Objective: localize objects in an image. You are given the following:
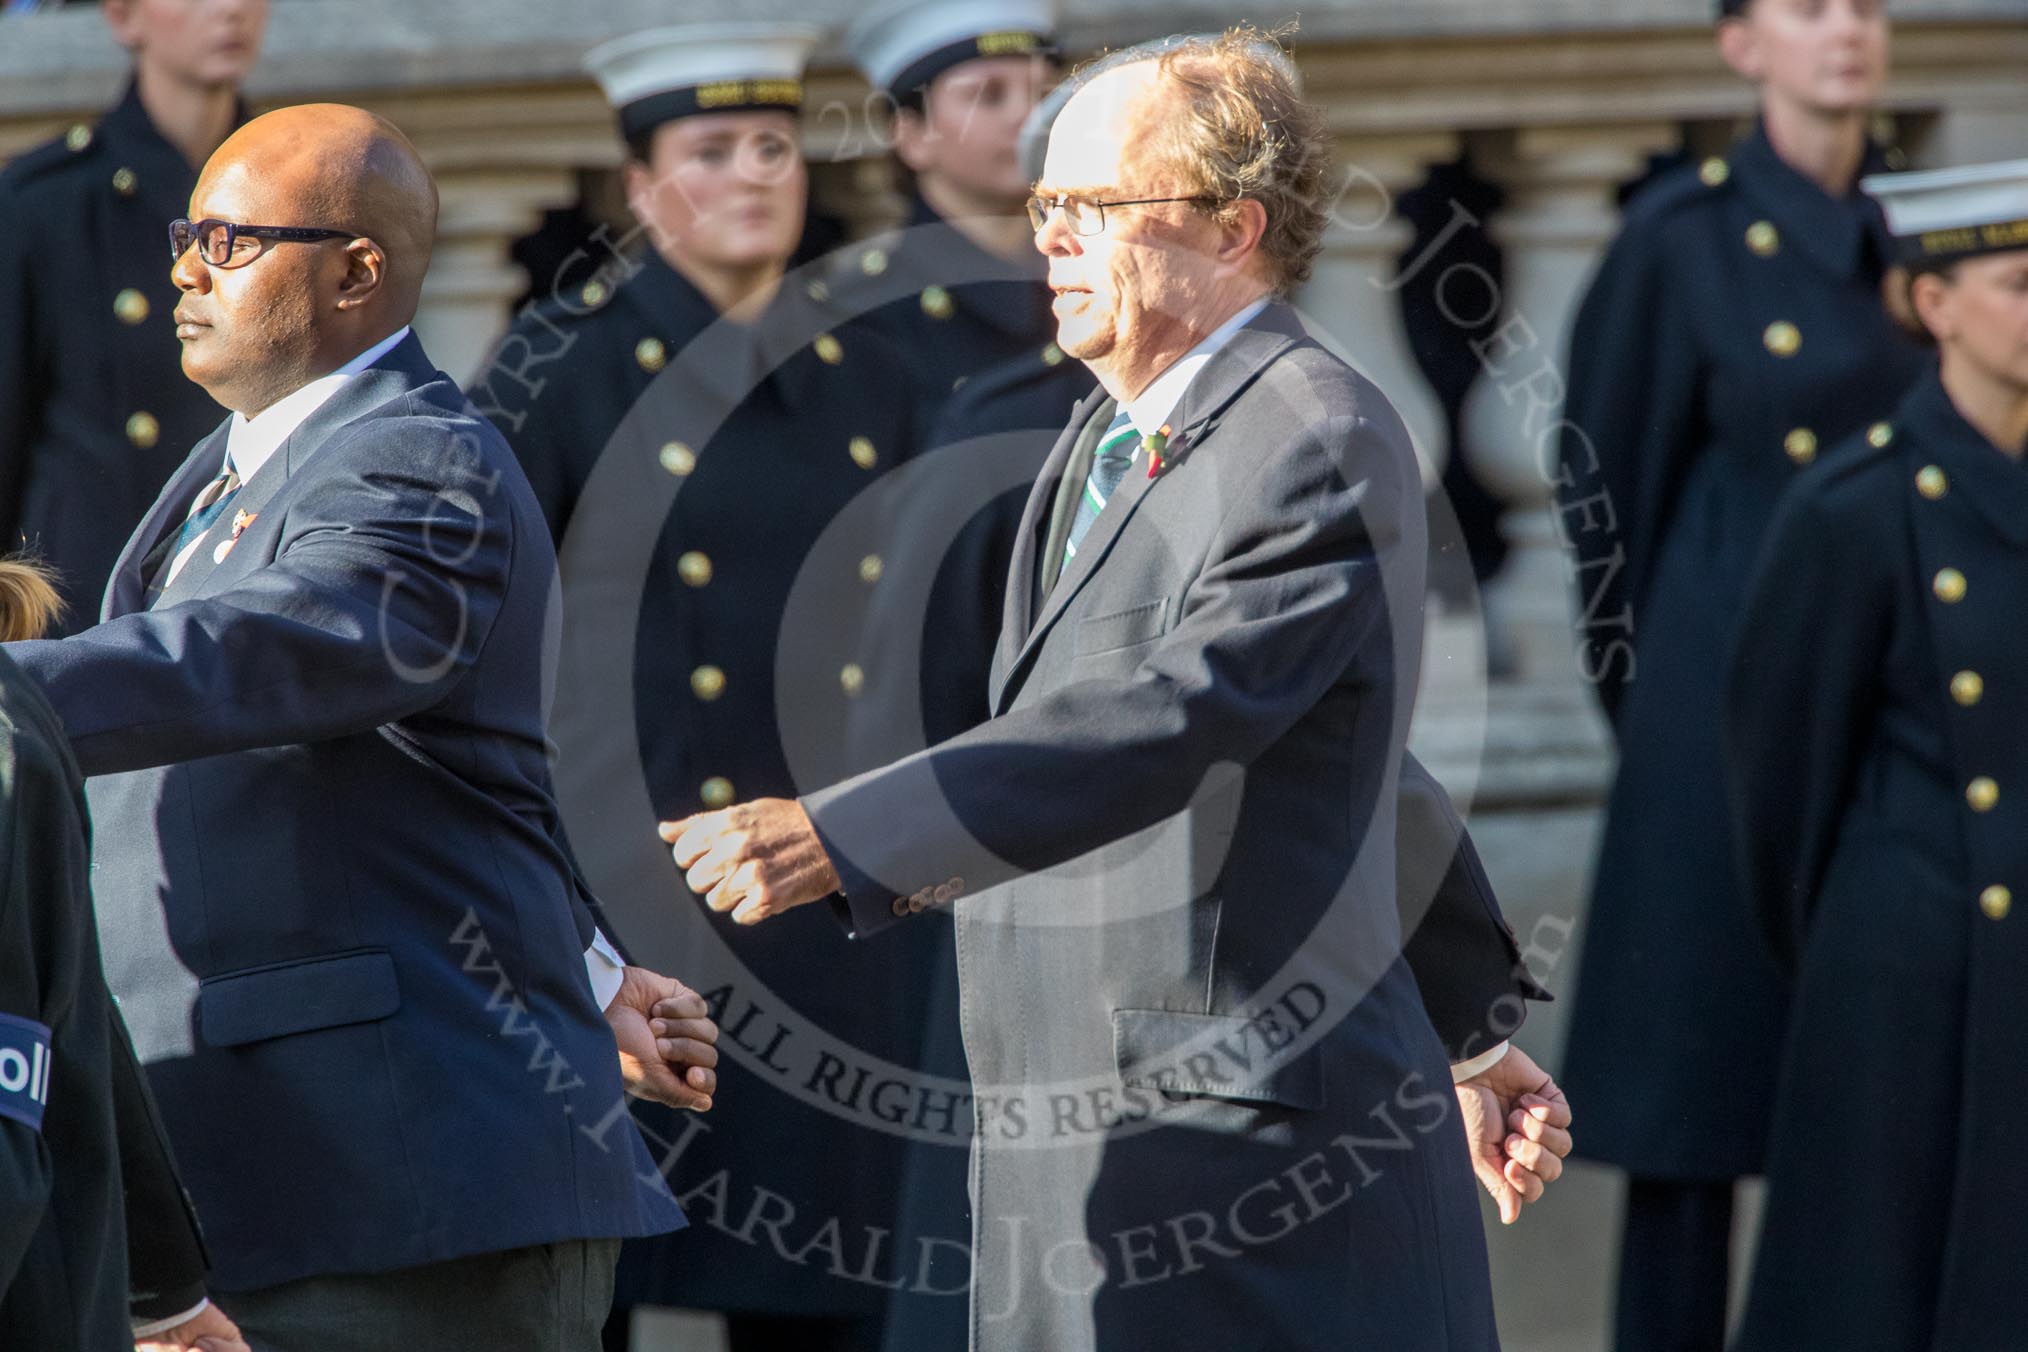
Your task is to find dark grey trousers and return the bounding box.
[224,1239,621,1352]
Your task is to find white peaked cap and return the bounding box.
[845,0,1056,97]
[585,23,820,138]
[1863,157,2028,264]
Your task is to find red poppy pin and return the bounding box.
[1144,425,1172,478]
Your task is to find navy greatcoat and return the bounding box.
[0,82,234,633]
[1727,368,2028,1352]
[1556,125,1927,1177]
[471,251,949,1324]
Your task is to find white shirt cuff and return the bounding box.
[1450,1040,1512,1084]
[133,1297,210,1338]
[585,929,626,1010]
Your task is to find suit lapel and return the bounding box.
[148,335,442,608]
[994,304,1308,709]
[106,422,233,620]
[989,385,1112,709]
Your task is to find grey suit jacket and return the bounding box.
[806,303,1499,1351]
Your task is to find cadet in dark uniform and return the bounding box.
[1726,160,2028,1352]
[831,0,1064,437]
[0,560,235,1351]
[1553,3,1927,1347]
[0,0,263,634]
[468,26,936,1352]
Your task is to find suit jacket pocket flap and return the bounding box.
[1074,599,1170,656]
[1111,1007,1323,1110]
[200,948,401,1048]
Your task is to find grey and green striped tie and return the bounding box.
[1063,408,1139,567]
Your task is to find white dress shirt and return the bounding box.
[162,325,630,1011]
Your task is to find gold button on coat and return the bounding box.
[1041,342,1065,367]
[677,551,713,587]
[1951,671,1985,707]
[1763,321,1801,357]
[1866,422,1894,448]
[700,777,735,810]
[125,411,159,448]
[891,897,910,918]
[659,442,696,476]
[1980,885,2012,921]
[806,280,830,303]
[1933,568,1967,603]
[840,663,865,697]
[66,123,92,152]
[1916,465,1948,500]
[111,167,137,196]
[1699,157,1729,187]
[691,666,726,701]
[920,285,954,319]
[860,247,888,276]
[858,555,884,584]
[849,436,878,470]
[580,280,609,308]
[815,334,844,365]
[1966,777,1999,813]
[1783,428,1817,465]
[1745,221,1779,256]
[113,288,150,325]
[635,337,666,372]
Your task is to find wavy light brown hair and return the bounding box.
[1134,28,1332,294]
[0,559,63,642]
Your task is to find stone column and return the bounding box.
[1459,122,1677,684]
[1295,130,1460,487]
[367,86,617,385]
[416,167,585,385]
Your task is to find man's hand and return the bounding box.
[1454,1043,1573,1225]
[660,798,841,926]
[136,1300,249,1352]
[604,965,717,1111]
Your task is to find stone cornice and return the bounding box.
[2,0,2020,123]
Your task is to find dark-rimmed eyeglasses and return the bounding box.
[1026,193,1222,237]
[168,218,361,269]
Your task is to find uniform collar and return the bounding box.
[223,327,412,482]
[1901,368,2028,547]
[1730,120,1895,280]
[618,249,834,410]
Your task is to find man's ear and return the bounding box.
[1715,17,1762,81]
[1217,198,1270,274]
[332,240,387,312]
[892,107,936,176]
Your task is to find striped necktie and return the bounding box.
[1063,408,1139,567]
[159,462,242,588]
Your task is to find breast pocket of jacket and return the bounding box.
[1073,597,1172,660]
[197,947,402,1048]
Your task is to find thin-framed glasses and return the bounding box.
[168,217,361,269]
[1026,192,1221,236]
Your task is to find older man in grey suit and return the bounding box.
[664,31,1568,1351]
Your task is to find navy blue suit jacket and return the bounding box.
[6,334,684,1291]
